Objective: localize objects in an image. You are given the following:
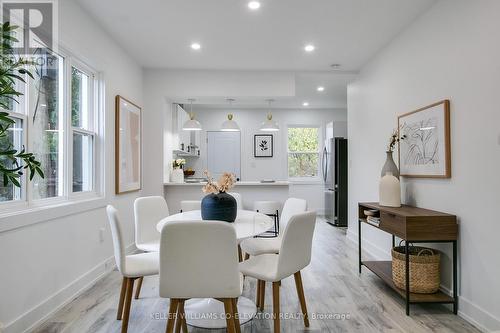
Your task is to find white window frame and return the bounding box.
[0,46,103,215]
[68,59,97,198]
[286,124,323,183]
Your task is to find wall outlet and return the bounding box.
[99,228,105,243]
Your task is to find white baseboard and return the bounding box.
[5,243,136,333]
[346,229,500,332]
[458,296,500,332]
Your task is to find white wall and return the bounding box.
[347,0,500,331]
[0,1,154,332]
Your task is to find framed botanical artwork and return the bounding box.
[398,100,451,178]
[115,95,142,194]
[254,134,273,158]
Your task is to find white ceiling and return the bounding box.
[76,0,436,108]
[77,0,435,71]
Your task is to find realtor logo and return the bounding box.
[1,0,58,56]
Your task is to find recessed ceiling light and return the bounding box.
[303,102,309,107]
[248,1,261,10]
[304,44,315,52]
[317,86,325,92]
[191,43,201,50]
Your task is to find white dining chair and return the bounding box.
[227,192,242,210]
[239,211,317,333]
[180,200,201,212]
[159,220,243,333]
[133,196,169,299]
[134,196,169,253]
[240,198,307,259]
[106,205,159,333]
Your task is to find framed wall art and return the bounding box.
[115,95,142,194]
[254,134,273,158]
[398,100,451,178]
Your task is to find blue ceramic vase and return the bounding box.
[201,192,237,222]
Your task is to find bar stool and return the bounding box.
[254,201,281,238]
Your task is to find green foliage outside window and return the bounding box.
[288,127,320,178]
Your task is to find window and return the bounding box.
[71,66,95,193]
[0,48,100,208]
[29,50,64,200]
[287,126,321,179]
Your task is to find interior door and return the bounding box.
[207,131,241,180]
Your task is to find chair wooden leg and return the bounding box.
[238,245,243,262]
[134,276,144,299]
[166,299,179,333]
[175,299,187,333]
[272,282,280,333]
[259,280,265,311]
[256,280,262,308]
[294,271,310,327]
[244,253,250,260]
[117,277,127,320]
[121,278,135,333]
[223,299,236,333]
[179,300,189,333]
[231,298,241,333]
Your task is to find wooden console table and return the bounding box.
[358,202,458,315]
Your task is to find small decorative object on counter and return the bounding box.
[392,243,441,294]
[201,171,237,222]
[381,129,406,179]
[171,159,186,183]
[379,172,401,207]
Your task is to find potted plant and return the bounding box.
[201,171,237,222]
[170,158,185,183]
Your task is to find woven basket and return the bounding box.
[391,244,441,294]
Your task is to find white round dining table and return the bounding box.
[156,209,274,329]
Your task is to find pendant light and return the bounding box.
[182,98,202,131]
[221,98,240,132]
[259,99,279,131]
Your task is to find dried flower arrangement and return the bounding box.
[387,129,407,152]
[172,159,186,169]
[202,170,236,194]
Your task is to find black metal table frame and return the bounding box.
[358,218,458,316]
[255,209,279,238]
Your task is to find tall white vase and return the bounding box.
[379,172,401,207]
[171,168,184,183]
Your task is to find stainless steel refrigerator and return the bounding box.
[322,137,348,226]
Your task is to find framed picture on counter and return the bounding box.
[254,134,273,157]
[398,99,451,178]
[115,95,142,194]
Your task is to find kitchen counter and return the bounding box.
[164,181,290,186]
[163,180,290,213]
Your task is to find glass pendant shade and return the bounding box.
[183,113,202,131]
[182,99,202,131]
[221,113,240,131]
[260,113,279,131]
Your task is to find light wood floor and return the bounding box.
[34,219,480,333]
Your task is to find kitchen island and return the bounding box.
[163,181,290,213]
